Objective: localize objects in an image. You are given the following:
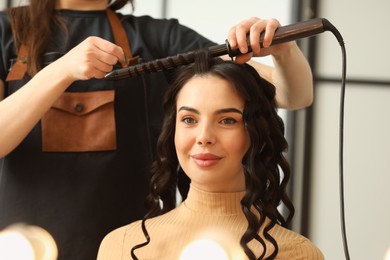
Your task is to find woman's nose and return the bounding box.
[196,123,216,145]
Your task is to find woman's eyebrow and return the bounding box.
[215,108,243,115]
[178,106,243,115]
[178,106,199,114]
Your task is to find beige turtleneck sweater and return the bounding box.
[97,185,324,259]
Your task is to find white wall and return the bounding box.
[309,0,390,259]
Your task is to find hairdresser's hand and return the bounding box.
[227,17,293,64]
[55,36,125,82]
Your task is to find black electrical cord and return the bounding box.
[338,35,350,260]
[323,21,350,260]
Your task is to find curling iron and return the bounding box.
[105,17,341,80]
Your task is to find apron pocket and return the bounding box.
[41,90,116,152]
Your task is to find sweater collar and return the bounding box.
[183,184,245,215]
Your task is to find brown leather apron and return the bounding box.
[6,9,138,152]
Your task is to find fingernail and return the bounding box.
[229,39,236,47]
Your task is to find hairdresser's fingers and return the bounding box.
[228,17,259,54]
[60,36,124,80]
[90,36,125,65]
[249,18,280,56]
[228,17,282,58]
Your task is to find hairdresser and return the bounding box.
[0,0,313,259]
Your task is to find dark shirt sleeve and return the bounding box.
[164,19,217,55]
[0,11,13,82]
[121,14,217,62]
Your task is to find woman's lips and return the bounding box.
[191,153,222,167]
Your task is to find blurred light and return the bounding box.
[384,247,390,260]
[0,223,57,260]
[0,229,35,259]
[180,238,229,260]
[179,228,245,260]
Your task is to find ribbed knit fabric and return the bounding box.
[97,185,324,259]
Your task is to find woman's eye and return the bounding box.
[220,118,237,125]
[182,117,196,124]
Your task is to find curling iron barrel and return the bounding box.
[105,18,334,80]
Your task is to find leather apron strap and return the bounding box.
[106,8,139,67]
[5,43,28,81]
[6,8,137,82]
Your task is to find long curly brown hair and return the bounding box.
[131,51,295,260]
[6,0,133,76]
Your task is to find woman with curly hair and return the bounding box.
[98,51,323,259]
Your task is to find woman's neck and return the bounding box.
[184,184,245,215]
[55,0,109,10]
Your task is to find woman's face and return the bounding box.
[174,75,250,192]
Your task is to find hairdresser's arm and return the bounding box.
[226,17,313,110]
[0,37,124,157]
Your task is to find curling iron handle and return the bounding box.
[227,18,327,57]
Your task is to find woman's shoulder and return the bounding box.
[102,220,143,242]
[101,207,183,243]
[270,224,324,259]
[97,220,144,260]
